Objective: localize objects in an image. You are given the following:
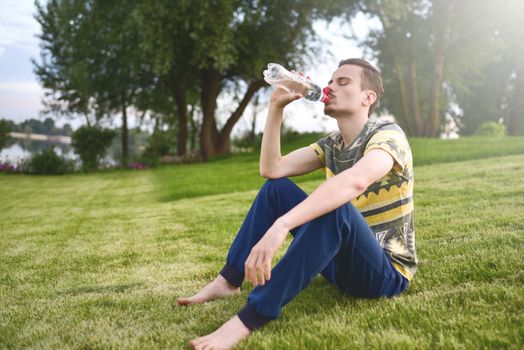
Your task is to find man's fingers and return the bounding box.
[244,254,253,285]
[264,257,272,281]
[256,253,266,286]
[250,253,261,287]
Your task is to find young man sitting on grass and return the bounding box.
[177,58,417,350]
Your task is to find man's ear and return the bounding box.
[363,90,377,107]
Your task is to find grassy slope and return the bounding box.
[154,135,524,201]
[0,137,523,349]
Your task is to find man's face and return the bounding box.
[323,64,372,117]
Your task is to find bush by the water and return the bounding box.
[141,128,176,167]
[25,148,72,175]
[0,119,12,150]
[72,126,115,171]
[474,121,507,137]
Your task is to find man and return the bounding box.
[178,58,417,350]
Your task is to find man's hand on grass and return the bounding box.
[244,219,289,287]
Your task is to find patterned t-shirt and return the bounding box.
[309,118,417,280]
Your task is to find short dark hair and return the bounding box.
[338,58,384,116]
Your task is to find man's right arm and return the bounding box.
[259,89,322,179]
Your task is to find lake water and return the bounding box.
[1,140,77,163]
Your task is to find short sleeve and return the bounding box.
[364,129,410,173]
[309,143,325,166]
[308,132,336,167]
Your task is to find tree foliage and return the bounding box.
[34,0,153,166]
[25,148,72,175]
[474,122,507,138]
[71,125,115,171]
[0,119,13,151]
[357,0,519,136]
[34,0,357,162]
[132,0,356,158]
[454,1,524,135]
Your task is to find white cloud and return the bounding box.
[0,90,43,122]
[0,0,41,54]
[0,81,42,93]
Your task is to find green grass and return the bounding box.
[155,135,524,201]
[1,136,523,349]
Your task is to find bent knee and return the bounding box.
[262,177,293,192]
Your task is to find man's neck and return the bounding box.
[336,112,369,147]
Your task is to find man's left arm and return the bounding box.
[244,149,395,287]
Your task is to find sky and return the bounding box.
[0,1,377,134]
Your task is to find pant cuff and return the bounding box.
[219,263,244,288]
[237,302,272,331]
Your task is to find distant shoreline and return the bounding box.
[9,132,71,144]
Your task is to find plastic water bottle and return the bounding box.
[263,63,329,103]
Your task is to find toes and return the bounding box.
[189,338,203,349]
[177,297,203,306]
[190,336,207,345]
[176,298,189,305]
[193,339,210,350]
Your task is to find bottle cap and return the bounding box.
[321,87,331,104]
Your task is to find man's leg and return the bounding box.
[237,202,408,329]
[220,178,308,286]
[189,199,407,349]
[178,178,307,305]
[189,202,407,349]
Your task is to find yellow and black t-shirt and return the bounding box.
[309,119,417,280]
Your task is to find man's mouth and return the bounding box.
[322,87,334,104]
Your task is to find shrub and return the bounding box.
[0,119,13,151]
[232,131,262,152]
[25,148,72,175]
[475,121,507,137]
[72,126,116,171]
[0,161,23,174]
[141,129,176,166]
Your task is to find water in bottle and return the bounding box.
[263,63,329,103]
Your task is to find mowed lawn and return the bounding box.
[0,137,523,349]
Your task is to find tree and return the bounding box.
[0,119,13,151]
[34,0,358,162]
[34,0,153,166]
[133,0,355,159]
[71,125,115,171]
[357,0,505,137]
[34,0,96,123]
[455,1,524,135]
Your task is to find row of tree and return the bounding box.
[1,118,73,136]
[34,0,524,166]
[34,0,356,165]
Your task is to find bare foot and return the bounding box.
[177,275,240,305]
[189,316,251,350]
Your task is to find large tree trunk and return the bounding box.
[426,2,454,137]
[173,87,188,156]
[216,79,265,154]
[121,104,128,167]
[508,68,524,135]
[376,10,414,135]
[393,61,414,135]
[200,70,221,160]
[250,93,261,143]
[408,59,423,135]
[188,105,197,151]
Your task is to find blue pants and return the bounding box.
[219,178,408,330]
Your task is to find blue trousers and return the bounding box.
[219,178,408,330]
